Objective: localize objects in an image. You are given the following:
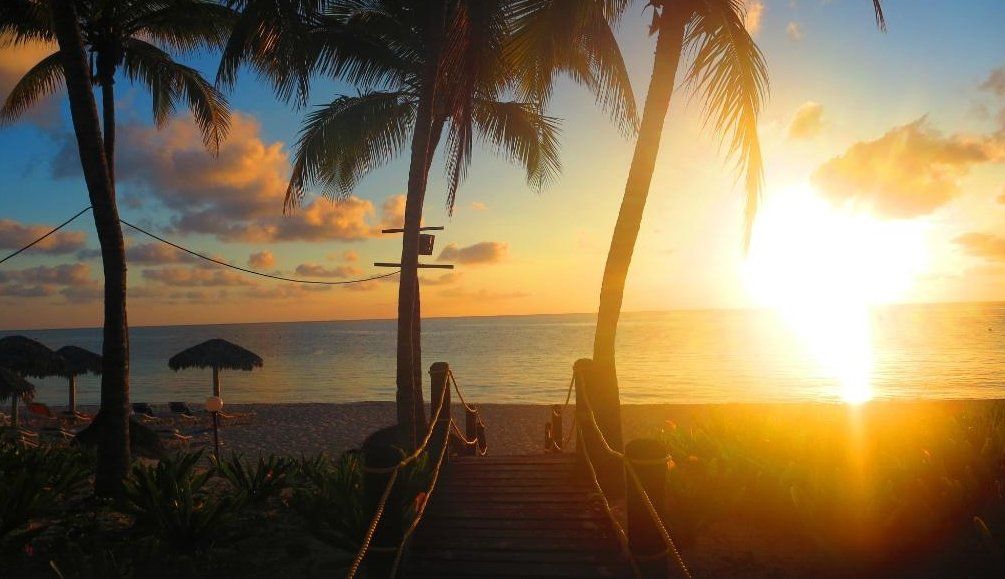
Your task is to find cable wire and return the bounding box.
[119,218,400,285]
[0,206,93,265]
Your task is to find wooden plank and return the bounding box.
[404,559,631,579]
[414,526,615,542]
[419,516,612,532]
[410,535,619,553]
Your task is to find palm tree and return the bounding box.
[589,0,887,453]
[0,0,233,495]
[220,0,636,447]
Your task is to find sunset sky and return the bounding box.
[1,0,1004,330]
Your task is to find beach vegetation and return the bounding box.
[290,450,367,552]
[123,451,236,553]
[656,402,1005,575]
[0,445,91,544]
[214,452,293,505]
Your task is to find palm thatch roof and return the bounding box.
[0,367,35,402]
[168,338,263,372]
[0,335,66,378]
[56,345,103,376]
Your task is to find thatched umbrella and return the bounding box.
[168,338,263,397]
[0,367,36,428]
[56,345,102,415]
[0,336,66,426]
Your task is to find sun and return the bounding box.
[742,184,928,404]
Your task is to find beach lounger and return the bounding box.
[26,403,63,428]
[156,428,192,448]
[169,401,195,416]
[133,402,158,418]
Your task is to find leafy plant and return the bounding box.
[214,453,292,505]
[0,445,91,541]
[291,451,366,552]
[123,451,235,552]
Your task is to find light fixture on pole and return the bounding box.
[205,396,223,461]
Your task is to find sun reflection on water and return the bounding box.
[743,185,928,404]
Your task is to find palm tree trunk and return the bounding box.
[100,78,115,185]
[51,0,131,497]
[396,86,437,449]
[591,8,688,451]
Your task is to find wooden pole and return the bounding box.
[465,406,477,456]
[551,404,563,450]
[362,427,404,579]
[212,412,220,462]
[68,374,77,414]
[428,362,451,464]
[625,438,670,578]
[212,366,221,397]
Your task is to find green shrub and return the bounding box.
[123,451,235,552]
[291,451,366,552]
[215,453,292,505]
[0,445,91,541]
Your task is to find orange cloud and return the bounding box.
[743,1,765,35]
[126,242,196,265]
[0,219,86,254]
[954,232,1005,262]
[62,113,396,243]
[812,117,1004,218]
[0,263,92,285]
[143,267,256,287]
[420,272,462,286]
[788,101,823,139]
[248,251,276,269]
[437,242,508,265]
[294,263,363,278]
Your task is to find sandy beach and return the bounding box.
[58,398,1004,458]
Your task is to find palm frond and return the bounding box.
[130,0,237,53]
[0,50,63,125]
[0,0,52,45]
[287,91,416,207]
[683,0,768,249]
[122,38,231,152]
[872,0,886,32]
[472,99,562,202]
[216,0,326,105]
[507,0,637,134]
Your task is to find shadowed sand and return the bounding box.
[71,398,1002,458]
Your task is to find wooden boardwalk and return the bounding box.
[401,453,633,579]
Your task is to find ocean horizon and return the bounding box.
[8,301,1005,407]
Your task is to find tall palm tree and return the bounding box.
[0,0,233,495]
[589,0,887,453]
[220,0,636,447]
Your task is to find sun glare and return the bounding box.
[743,185,928,404]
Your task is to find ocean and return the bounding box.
[11,302,1005,406]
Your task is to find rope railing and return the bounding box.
[346,364,486,579]
[549,363,692,579]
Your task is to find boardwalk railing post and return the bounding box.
[465,406,478,456]
[429,362,451,463]
[362,427,404,579]
[625,438,670,578]
[551,404,563,450]
[573,358,590,470]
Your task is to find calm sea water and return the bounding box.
[11,303,1005,406]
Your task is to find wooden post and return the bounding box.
[428,362,451,464]
[212,366,221,397]
[68,374,77,414]
[465,406,478,456]
[573,358,590,470]
[551,404,563,450]
[362,426,405,579]
[625,438,670,578]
